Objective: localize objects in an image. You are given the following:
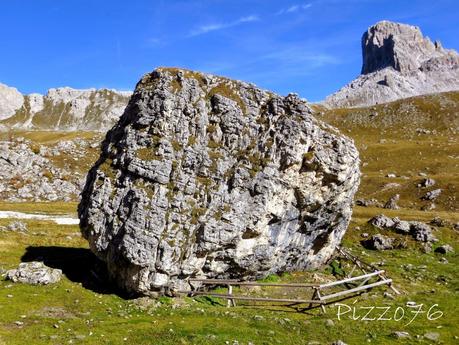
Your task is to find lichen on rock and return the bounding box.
[78,67,360,296]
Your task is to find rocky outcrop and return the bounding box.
[368,214,437,243]
[0,135,102,202]
[0,85,131,131]
[324,21,459,108]
[0,83,24,120]
[78,67,361,296]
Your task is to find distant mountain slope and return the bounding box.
[318,91,459,212]
[0,84,131,131]
[324,21,459,108]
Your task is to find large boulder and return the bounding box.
[78,68,360,296]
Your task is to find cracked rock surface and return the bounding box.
[79,68,360,296]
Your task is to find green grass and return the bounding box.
[0,213,457,344]
[0,202,78,215]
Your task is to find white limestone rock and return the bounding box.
[79,67,361,296]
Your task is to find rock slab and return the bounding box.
[79,68,360,295]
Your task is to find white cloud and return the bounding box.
[189,15,259,37]
[277,3,312,15]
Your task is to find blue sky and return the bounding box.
[1,0,458,101]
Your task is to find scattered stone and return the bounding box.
[422,189,442,201]
[418,178,436,188]
[392,217,411,233]
[434,244,454,254]
[430,217,448,227]
[362,234,395,250]
[381,182,401,190]
[384,194,400,210]
[331,340,348,345]
[6,221,27,232]
[356,198,382,207]
[439,257,448,264]
[6,262,62,285]
[368,214,395,229]
[424,332,440,341]
[410,222,436,243]
[78,67,361,295]
[421,203,436,211]
[383,292,395,300]
[326,319,335,327]
[421,242,433,253]
[361,233,369,238]
[392,331,410,339]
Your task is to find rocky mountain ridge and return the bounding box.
[324,20,459,108]
[0,83,131,131]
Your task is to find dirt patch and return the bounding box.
[34,306,75,319]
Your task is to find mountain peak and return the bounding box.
[361,20,448,75]
[324,20,459,108]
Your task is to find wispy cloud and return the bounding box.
[277,3,312,15]
[188,15,259,37]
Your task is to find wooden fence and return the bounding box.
[177,247,400,312]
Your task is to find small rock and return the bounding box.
[421,242,433,253]
[356,198,382,207]
[383,292,395,300]
[332,341,348,345]
[434,244,454,254]
[392,331,410,339]
[362,234,395,250]
[384,194,400,210]
[368,214,394,229]
[410,222,436,243]
[6,262,62,285]
[392,217,410,233]
[422,189,442,201]
[386,173,397,178]
[326,319,335,327]
[424,332,440,341]
[430,217,448,227]
[6,221,28,233]
[418,178,436,188]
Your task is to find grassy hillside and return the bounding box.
[0,92,458,344]
[319,91,459,213]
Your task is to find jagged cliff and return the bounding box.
[78,67,360,296]
[324,21,459,108]
[0,84,131,131]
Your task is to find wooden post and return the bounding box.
[227,284,236,307]
[316,289,326,313]
[309,288,318,309]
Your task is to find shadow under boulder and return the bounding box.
[20,246,130,298]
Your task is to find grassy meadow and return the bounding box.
[0,92,458,344]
